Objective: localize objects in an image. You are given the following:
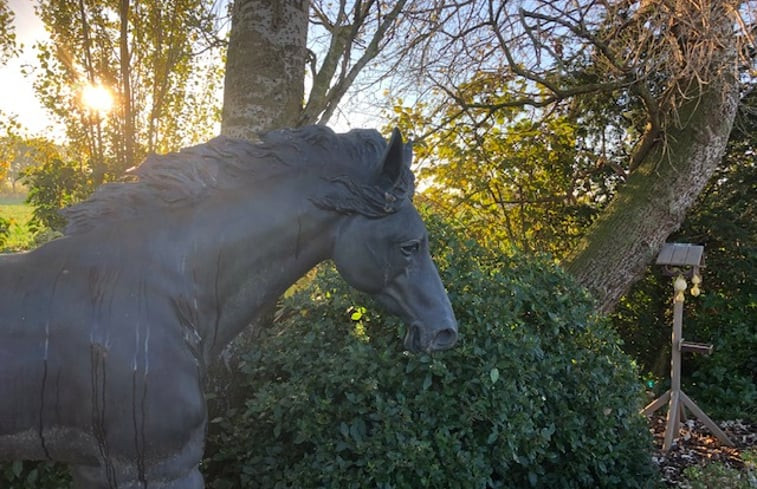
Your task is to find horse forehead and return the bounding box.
[371,205,426,236]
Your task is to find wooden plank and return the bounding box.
[672,246,689,266]
[656,244,676,265]
[656,243,704,266]
[671,301,683,393]
[680,392,734,447]
[641,389,671,416]
[680,341,714,355]
[662,299,685,452]
[663,390,681,452]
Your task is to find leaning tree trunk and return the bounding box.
[221,0,309,140]
[565,67,740,314]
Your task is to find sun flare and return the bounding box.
[80,83,114,115]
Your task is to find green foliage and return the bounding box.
[1,135,63,194]
[0,215,8,248]
[0,198,37,252]
[612,270,671,386]
[22,158,90,232]
[204,210,655,489]
[681,462,755,489]
[388,85,619,257]
[0,0,19,63]
[0,461,70,489]
[680,92,757,420]
[0,135,78,247]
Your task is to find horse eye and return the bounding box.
[400,241,420,256]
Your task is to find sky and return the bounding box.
[0,0,63,138]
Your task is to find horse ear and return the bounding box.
[378,128,409,189]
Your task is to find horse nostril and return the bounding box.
[404,323,422,353]
[432,327,458,350]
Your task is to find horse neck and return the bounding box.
[181,178,339,360]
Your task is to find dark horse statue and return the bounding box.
[0,126,457,488]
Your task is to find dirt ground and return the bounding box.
[649,415,756,486]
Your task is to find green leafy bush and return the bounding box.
[0,461,70,488]
[680,152,757,419]
[0,215,8,248]
[682,462,755,489]
[22,158,90,232]
[204,211,655,489]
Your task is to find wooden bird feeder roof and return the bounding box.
[656,243,705,267]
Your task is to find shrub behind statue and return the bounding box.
[204,212,657,489]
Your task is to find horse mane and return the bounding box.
[62,125,415,235]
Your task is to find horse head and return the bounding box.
[331,129,458,353]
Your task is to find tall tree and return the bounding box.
[388,0,753,312]
[565,66,740,312]
[221,0,423,139]
[33,0,225,182]
[221,0,309,139]
[220,0,753,314]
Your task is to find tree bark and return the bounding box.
[565,65,740,313]
[221,0,309,140]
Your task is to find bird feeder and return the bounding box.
[641,243,733,451]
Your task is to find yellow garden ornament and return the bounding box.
[673,275,687,303]
[690,272,702,297]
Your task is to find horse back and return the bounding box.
[0,239,206,463]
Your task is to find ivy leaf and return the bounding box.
[490,367,500,384]
[528,471,538,486]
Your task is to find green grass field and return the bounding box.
[0,195,36,252]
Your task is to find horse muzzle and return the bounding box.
[404,320,458,353]
[367,250,459,354]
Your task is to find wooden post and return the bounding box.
[663,298,684,451]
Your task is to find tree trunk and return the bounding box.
[119,0,135,171]
[565,67,740,313]
[221,0,309,140]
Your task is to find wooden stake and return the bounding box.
[663,390,680,451]
[642,390,670,415]
[662,299,684,451]
[680,392,734,447]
